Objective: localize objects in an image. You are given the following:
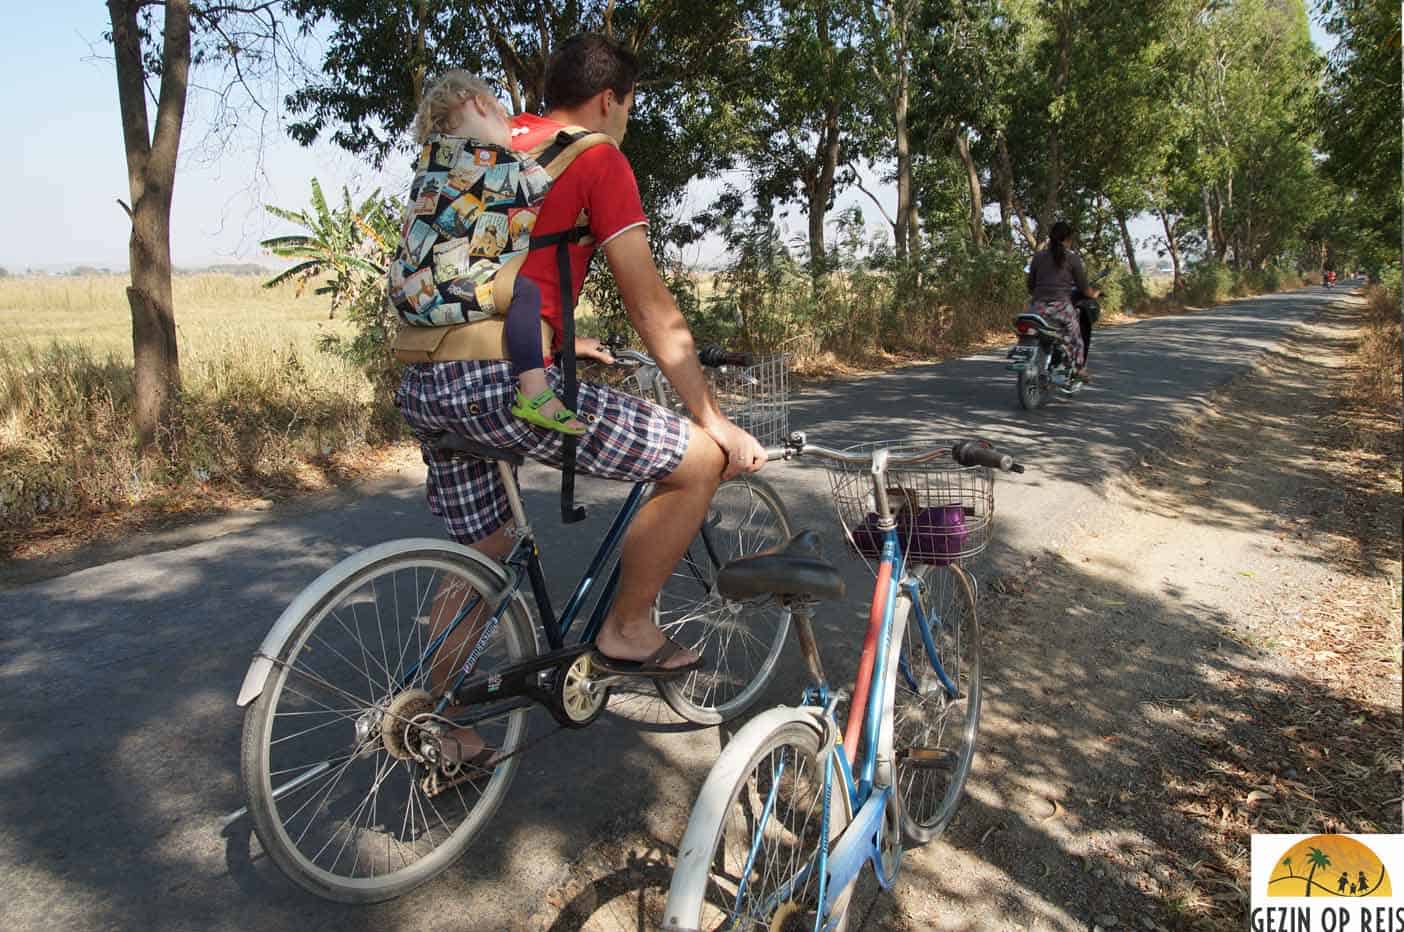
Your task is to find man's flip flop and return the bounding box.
[590,637,705,679]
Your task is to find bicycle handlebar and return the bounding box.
[951,439,1024,473]
[765,432,1025,473]
[598,341,752,371]
[697,344,755,368]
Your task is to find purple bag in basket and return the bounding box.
[849,512,886,558]
[905,505,968,565]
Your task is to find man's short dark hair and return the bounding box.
[545,34,639,110]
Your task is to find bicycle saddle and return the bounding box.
[717,529,846,603]
[431,431,524,466]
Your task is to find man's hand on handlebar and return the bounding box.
[574,336,616,365]
[701,417,766,480]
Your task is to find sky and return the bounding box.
[0,3,1338,274]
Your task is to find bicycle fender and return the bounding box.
[235,538,522,707]
[664,706,825,932]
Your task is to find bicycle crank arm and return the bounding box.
[895,747,958,771]
[450,642,594,708]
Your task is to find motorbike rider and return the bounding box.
[1026,220,1100,382]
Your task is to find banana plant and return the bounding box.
[261,177,399,318]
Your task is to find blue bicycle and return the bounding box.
[233,347,794,902]
[664,434,1022,931]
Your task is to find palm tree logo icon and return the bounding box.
[1268,836,1390,897]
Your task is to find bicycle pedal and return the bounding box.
[898,747,958,771]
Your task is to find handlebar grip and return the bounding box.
[698,344,755,368]
[951,439,1024,473]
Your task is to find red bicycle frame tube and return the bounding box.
[842,558,892,765]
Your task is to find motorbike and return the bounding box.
[1323,270,1336,288]
[1006,270,1108,411]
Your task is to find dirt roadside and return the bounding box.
[522,293,1402,932]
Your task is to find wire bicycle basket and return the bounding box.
[824,439,994,571]
[625,353,791,448]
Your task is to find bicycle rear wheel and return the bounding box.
[891,562,981,844]
[656,475,793,724]
[240,541,536,902]
[665,709,852,931]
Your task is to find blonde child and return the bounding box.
[389,71,584,435]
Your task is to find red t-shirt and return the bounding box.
[510,113,648,349]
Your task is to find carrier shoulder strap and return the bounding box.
[521,127,618,524]
[529,125,618,180]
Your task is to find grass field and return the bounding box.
[0,272,354,360]
[0,273,379,554]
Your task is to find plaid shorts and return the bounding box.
[396,360,692,543]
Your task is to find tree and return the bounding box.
[109,0,191,451]
[262,178,403,433]
[909,0,1028,251]
[732,0,865,276]
[282,0,756,230]
[1318,0,1403,271]
[261,178,393,318]
[107,0,294,451]
[854,0,925,260]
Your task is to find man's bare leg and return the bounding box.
[593,428,725,669]
[423,524,514,765]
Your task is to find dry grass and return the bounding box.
[0,272,353,358]
[0,273,389,558]
[1147,297,1402,930]
[1354,284,1402,411]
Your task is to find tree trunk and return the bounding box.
[999,135,1039,250]
[893,81,912,260]
[1158,209,1183,293]
[1202,186,1217,260]
[1039,4,1071,233]
[109,0,189,452]
[806,96,841,277]
[807,5,841,279]
[994,132,1013,247]
[411,0,429,108]
[1241,172,1254,270]
[1116,208,1142,290]
[891,0,914,261]
[955,127,984,247]
[1223,174,1235,266]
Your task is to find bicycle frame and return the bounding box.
[798,527,962,928]
[389,470,668,724]
[393,364,724,725]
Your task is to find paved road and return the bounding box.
[0,287,1342,931]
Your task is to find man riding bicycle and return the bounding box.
[394,34,766,751]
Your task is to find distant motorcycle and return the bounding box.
[1323,270,1336,288]
[1006,271,1108,411]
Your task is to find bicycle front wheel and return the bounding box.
[656,475,793,724]
[240,540,536,902]
[892,562,981,844]
[665,709,852,932]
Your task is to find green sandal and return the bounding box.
[510,388,587,436]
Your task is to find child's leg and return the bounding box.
[505,277,584,434]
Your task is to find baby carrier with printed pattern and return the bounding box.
[389,125,617,524]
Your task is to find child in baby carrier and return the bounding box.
[389,70,584,435]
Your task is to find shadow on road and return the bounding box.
[2,287,1384,932]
